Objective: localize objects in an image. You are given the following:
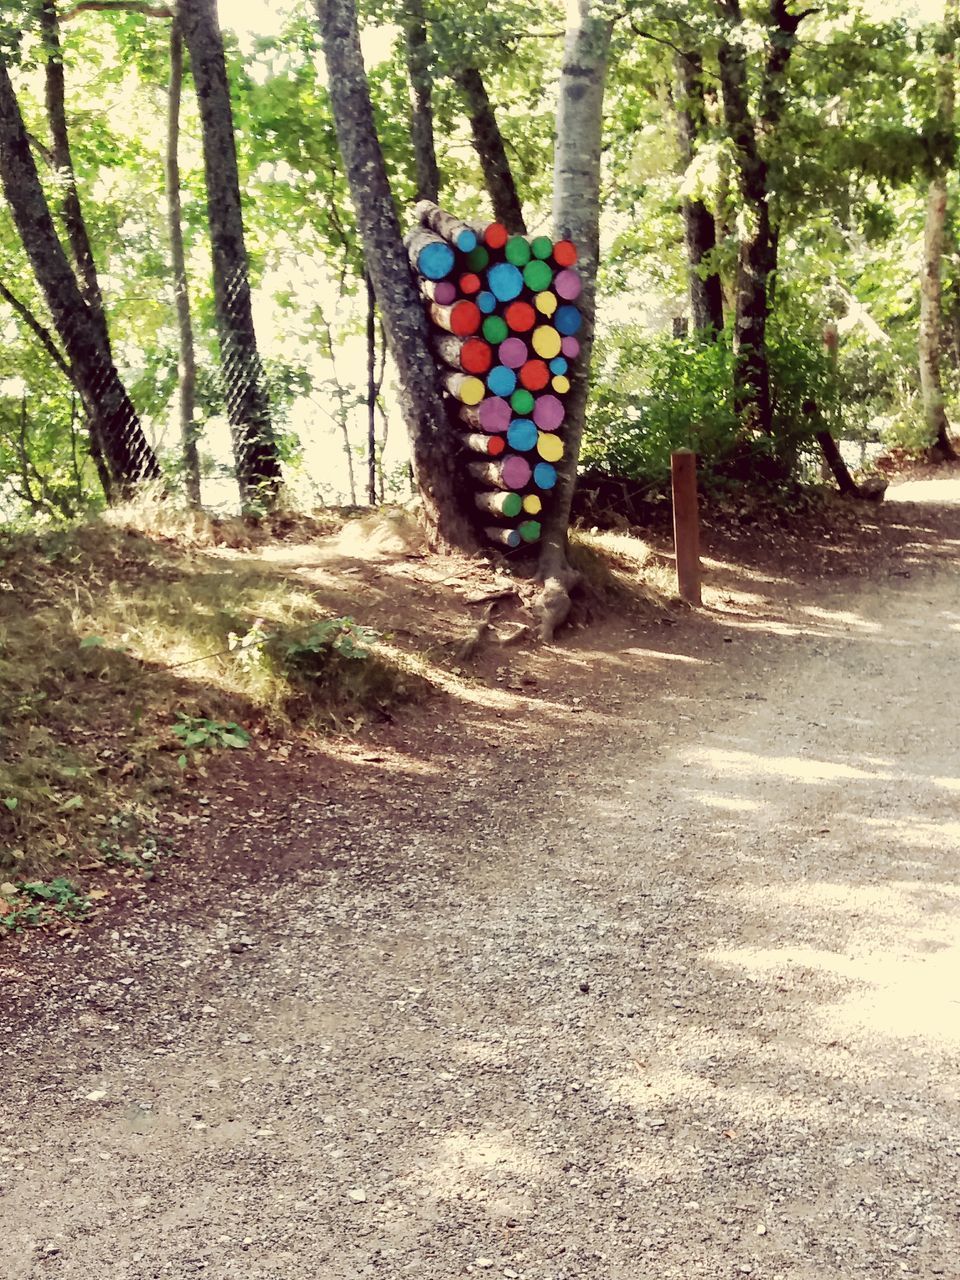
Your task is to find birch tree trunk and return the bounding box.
[315,0,476,551]
[178,0,283,507]
[534,0,612,638]
[401,0,440,202]
[454,67,526,234]
[674,50,724,336]
[0,48,161,496]
[918,3,957,460]
[167,16,202,506]
[920,177,957,458]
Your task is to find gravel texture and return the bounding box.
[2,525,959,1278]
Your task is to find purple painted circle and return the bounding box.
[560,336,581,358]
[477,397,512,432]
[532,394,565,431]
[432,281,456,305]
[501,454,533,490]
[498,337,528,369]
[554,268,583,300]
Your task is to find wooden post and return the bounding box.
[671,448,701,606]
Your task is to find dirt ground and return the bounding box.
[2,475,959,1279]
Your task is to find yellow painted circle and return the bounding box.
[534,291,558,316]
[537,432,564,462]
[523,494,543,515]
[531,325,562,359]
[551,375,571,394]
[460,376,486,405]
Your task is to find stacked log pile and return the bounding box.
[407,201,582,549]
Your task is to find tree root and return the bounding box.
[534,568,582,644]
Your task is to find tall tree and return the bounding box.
[918,2,958,460]
[536,0,613,639]
[674,49,723,335]
[178,0,283,506]
[401,0,440,202]
[166,15,202,504]
[315,0,476,550]
[0,45,161,495]
[454,66,526,233]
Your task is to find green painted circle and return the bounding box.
[466,245,490,271]
[523,260,554,292]
[482,315,509,343]
[530,235,553,260]
[505,235,532,266]
[501,493,523,517]
[519,520,542,543]
[510,388,534,414]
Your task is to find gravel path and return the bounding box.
[3,515,960,1279]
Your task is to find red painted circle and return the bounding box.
[553,240,578,267]
[488,435,506,457]
[504,301,536,333]
[450,300,481,336]
[483,222,508,250]
[460,338,493,374]
[458,272,482,295]
[519,359,550,391]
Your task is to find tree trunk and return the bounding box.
[178,0,282,507]
[401,0,440,202]
[315,0,476,551]
[716,23,773,434]
[674,50,723,335]
[454,67,526,234]
[535,0,612,638]
[0,51,161,495]
[919,176,957,458]
[366,271,378,505]
[167,16,202,506]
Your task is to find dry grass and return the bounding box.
[0,518,423,874]
[569,528,677,614]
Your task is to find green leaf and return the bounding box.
[80,636,106,649]
[3,797,18,811]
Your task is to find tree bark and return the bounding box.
[315,0,476,551]
[919,176,957,458]
[178,0,283,506]
[674,50,723,336]
[536,0,612,636]
[0,49,160,496]
[401,0,440,203]
[454,67,526,234]
[167,16,202,505]
[366,271,377,505]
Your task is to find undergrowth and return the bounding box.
[0,518,423,875]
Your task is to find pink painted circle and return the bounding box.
[532,394,565,431]
[477,397,512,432]
[554,268,582,300]
[501,454,533,490]
[432,281,457,305]
[498,337,528,369]
[560,336,581,359]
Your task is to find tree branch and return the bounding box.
[60,1,173,20]
[0,278,73,380]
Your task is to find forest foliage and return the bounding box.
[0,0,958,523]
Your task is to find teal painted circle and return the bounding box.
[549,356,568,375]
[455,227,478,253]
[487,365,518,397]
[477,291,496,314]
[418,241,454,280]
[487,262,523,302]
[507,418,537,451]
[533,461,557,489]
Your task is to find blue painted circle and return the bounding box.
[549,356,568,375]
[418,241,454,281]
[534,462,557,490]
[555,304,582,336]
[487,365,518,397]
[455,228,479,253]
[477,291,496,314]
[506,418,537,451]
[487,262,523,302]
